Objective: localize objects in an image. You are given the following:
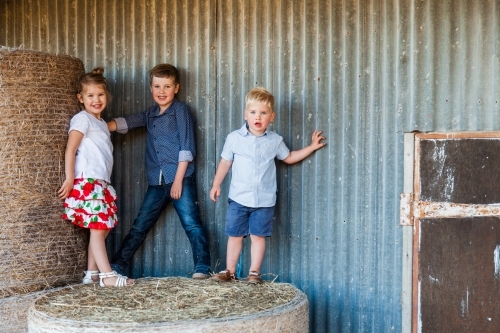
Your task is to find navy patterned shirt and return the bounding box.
[114,99,196,185]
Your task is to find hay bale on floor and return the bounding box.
[0,47,87,298]
[28,277,309,332]
[0,287,66,333]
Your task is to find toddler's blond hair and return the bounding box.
[245,87,275,113]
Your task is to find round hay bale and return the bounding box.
[0,286,67,333]
[28,277,309,332]
[0,47,87,298]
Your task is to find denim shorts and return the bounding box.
[225,199,275,237]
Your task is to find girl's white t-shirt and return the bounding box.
[69,111,113,183]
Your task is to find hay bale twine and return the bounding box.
[28,277,309,332]
[0,47,87,298]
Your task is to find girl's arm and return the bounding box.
[58,130,84,199]
[282,130,326,165]
[210,158,233,202]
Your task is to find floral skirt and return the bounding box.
[62,178,118,230]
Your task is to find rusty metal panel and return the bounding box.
[413,133,500,333]
[419,217,500,333]
[419,139,500,204]
[400,193,413,226]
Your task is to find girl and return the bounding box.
[58,67,134,287]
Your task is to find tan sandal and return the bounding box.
[247,271,263,284]
[99,271,134,287]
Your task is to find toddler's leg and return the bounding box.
[226,236,244,273]
[249,235,266,273]
[211,236,242,281]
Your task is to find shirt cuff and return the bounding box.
[114,117,128,134]
[179,150,193,162]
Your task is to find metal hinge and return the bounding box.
[400,193,414,226]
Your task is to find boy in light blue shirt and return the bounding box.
[210,87,326,283]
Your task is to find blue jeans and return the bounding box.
[111,175,211,275]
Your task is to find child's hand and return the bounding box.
[310,130,326,150]
[171,180,183,200]
[210,186,221,202]
[57,179,74,200]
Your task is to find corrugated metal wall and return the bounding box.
[1,0,499,332]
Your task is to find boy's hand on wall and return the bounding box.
[310,130,326,150]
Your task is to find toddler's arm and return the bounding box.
[57,130,84,199]
[210,158,233,202]
[282,130,326,165]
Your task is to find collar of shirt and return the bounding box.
[148,99,179,118]
[237,123,270,138]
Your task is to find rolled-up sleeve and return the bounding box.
[113,117,129,134]
[176,105,196,162]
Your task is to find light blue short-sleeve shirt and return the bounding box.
[221,124,290,208]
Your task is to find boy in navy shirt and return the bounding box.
[108,64,211,279]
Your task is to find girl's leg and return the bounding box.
[225,236,244,273]
[89,229,134,286]
[249,235,266,273]
[86,242,99,283]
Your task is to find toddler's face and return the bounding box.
[244,102,275,136]
[150,76,179,112]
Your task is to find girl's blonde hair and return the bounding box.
[245,87,275,113]
[76,67,107,94]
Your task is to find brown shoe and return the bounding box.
[211,269,235,282]
[247,271,263,284]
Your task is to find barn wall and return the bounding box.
[2,0,499,332]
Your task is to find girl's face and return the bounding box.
[77,84,108,119]
[244,102,275,136]
[150,76,179,113]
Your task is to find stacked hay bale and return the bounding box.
[0,47,87,332]
[28,277,310,333]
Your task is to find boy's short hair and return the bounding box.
[245,87,275,113]
[149,64,180,85]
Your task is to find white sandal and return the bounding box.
[82,270,99,284]
[99,271,133,287]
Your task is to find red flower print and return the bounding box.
[74,214,84,224]
[61,214,68,219]
[98,212,108,221]
[70,189,81,198]
[83,182,95,197]
[104,189,114,203]
[74,208,86,214]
